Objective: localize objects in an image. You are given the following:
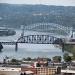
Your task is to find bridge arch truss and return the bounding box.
[17,35,57,44]
[24,23,71,34]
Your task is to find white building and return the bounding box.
[0,67,21,75]
[61,69,75,75]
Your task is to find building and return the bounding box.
[21,67,36,75]
[21,61,61,75]
[36,67,57,75]
[61,69,75,75]
[0,67,21,75]
[0,60,61,75]
[21,66,59,75]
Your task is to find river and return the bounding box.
[0,29,66,61]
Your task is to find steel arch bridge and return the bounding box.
[24,23,71,34]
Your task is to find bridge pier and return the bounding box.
[15,42,18,51]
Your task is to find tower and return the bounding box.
[21,25,24,37]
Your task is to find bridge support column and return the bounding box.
[15,42,18,51]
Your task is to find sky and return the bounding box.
[0,0,75,6]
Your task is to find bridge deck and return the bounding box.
[0,42,16,45]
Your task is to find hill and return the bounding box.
[0,3,75,28]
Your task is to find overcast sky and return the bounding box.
[0,0,75,6]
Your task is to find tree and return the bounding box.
[46,58,51,62]
[53,38,64,45]
[36,63,41,67]
[27,57,31,61]
[63,53,72,62]
[53,56,62,62]
[0,42,3,51]
[11,59,18,62]
[3,59,6,64]
[10,58,20,65]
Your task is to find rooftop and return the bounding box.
[0,67,21,71]
[61,69,75,74]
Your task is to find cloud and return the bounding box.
[0,0,75,6]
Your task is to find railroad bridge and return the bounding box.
[17,35,57,44]
[0,35,58,50]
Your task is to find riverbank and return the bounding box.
[0,29,16,36]
[0,28,16,36]
[63,44,75,59]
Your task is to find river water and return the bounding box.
[0,29,65,61]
